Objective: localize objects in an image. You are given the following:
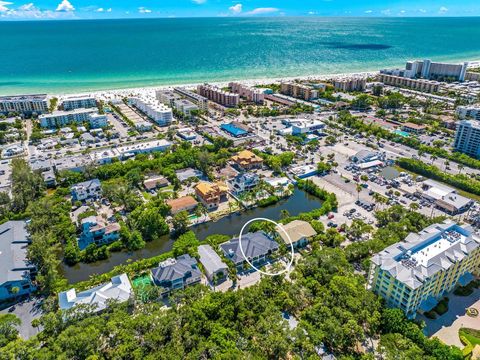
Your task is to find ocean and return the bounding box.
[1,17,479,95]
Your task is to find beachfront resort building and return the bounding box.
[385,59,469,82]
[156,90,199,119]
[62,95,97,111]
[38,108,101,128]
[229,82,265,104]
[378,74,441,93]
[333,78,366,92]
[0,221,37,302]
[0,94,48,116]
[151,255,202,295]
[280,82,319,101]
[197,244,228,282]
[367,220,480,318]
[58,273,133,313]
[173,87,209,112]
[71,179,102,202]
[197,84,239,108]
[128,95,173,126]
[195,181,228,210]
[456,106,480,121]
[454,120,480,158]
[220,231,279,272]
[231,150,263,170]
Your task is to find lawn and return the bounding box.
[460,328,480,347]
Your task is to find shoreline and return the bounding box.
[46,57,480,99]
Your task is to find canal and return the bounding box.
[62,188,323,283]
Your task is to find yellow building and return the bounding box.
[368,220,480,319]
[195,182,228,210]
[231,150,263,170]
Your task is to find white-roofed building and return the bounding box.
[417,179,473,215]
[58,273,133,313]
[129,95,173,126]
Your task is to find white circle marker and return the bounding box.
[238,217,294,276]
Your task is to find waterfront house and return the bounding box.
[197,244,228,283]
[151,255,202,295]
[220,231,279,272]
[166,196,198,215]
[71,179,102,202]
[231,150,263,171]
[195,181,228,210]
[0,221,36,302]
[228,173,259,195]
[79,216,121,250]
[277,220,317,249]
[58,273,133,313]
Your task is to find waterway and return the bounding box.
[62,188,323,283]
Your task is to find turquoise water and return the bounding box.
[394,130,411,137]
[1,17,480,95]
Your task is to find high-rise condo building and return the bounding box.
[173,87,209,111]
[453,120,480,158]
[197,84,239,108]
[368,221,480,319]
[229,82,265,104]
[62,95,97,111]
[279,82,318,101]
[456,106,480,121]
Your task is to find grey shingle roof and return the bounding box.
[151,254,201,283]
[198,245,227,277]
[220,231,279,265]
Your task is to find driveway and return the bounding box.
[420,288,480,348]
[0,297,44,339]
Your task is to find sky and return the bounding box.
[0,0,480,20]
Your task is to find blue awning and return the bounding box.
[419,296,438,312]
[458,272,474,287]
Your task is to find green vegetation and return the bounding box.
[397,157,480,197]
[459,328,480,358]
[433,297,449,316]
[256,151,294,173]
[453,279,480,296]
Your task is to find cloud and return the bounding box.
[381,9,391,15]
[192,0,206,4]
[56,0,74,12]
[308,11,316,15]
[364,10,373,14]
[0,2,74,19]
[96,7,111,12]
[0,1,12,12]
[138,7,151,13]
[419,9,427,13]
[229,3,242,14]
[439,6,448,13]
[245,7,279,15]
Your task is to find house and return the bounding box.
[79,216,121,250]
[228,173,259,195]
[195,181,228,210]
[402,122,427,134]
[151,255,202,295]
[71,179,102,202]
[231,150,263,170]
[143,176,169,191]
[277,220,317,249]
[58,273,133,313]
[220,231,279,272]
[41,169,57,187]
[166,196,198,215]
[0,221,36,302]
[197,244,228,282]
[175,168,203,183]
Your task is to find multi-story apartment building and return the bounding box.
[87,113,108,128]
[229,82,265,104]
[280,82,318,101]
[456,106,480,121]
[197,84,239,108]
[368,221,480,318]
[384,59,469,82]
[128,95,173,126]
[379,74,440,93]
[39,108,99,128]
[173,99,198,119]
[156,90,199,118]
[454,120,480,158]
[173,87,209,111]
[62,95,97,111]
[333,78,367,92]
[0,94,48,116]
[156,90,180,107]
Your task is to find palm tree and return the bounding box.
[409,202,419,211]
[356,184,363,201]
[430,154,438,164]
[458,164,464,174]
[444,160,450,171]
